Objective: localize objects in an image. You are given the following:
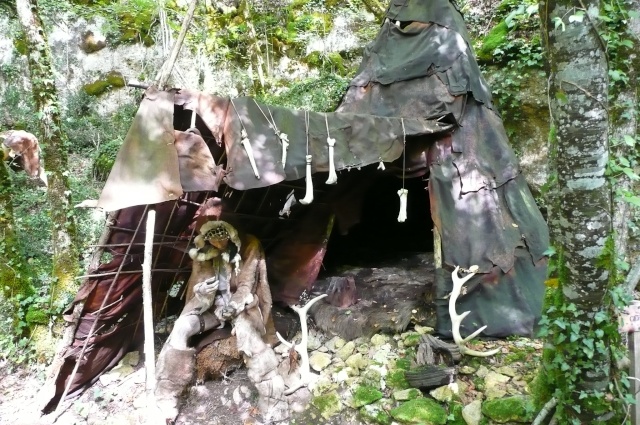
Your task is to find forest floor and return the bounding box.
[0,254,546,425]
[0,325,544,425]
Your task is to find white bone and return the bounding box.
[280,132,289,166]
[240,129,260,179]
[300,155,314,205]
[325,137,337,185]
[276,293,328,395]
[449,266,500,357]
[397,188,408,222]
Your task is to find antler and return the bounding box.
[449,266,500,357]
[276,294,328,395]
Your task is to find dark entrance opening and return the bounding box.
[322,174,434,270]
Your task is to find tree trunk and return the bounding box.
[359,0,386,21]
[16,0,79,359]
[539,0,622,421]
[0,163,30,300]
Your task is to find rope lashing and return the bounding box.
[324,113,338,185]
[231,99,260,179]
[300,110,314,205]
[253,99,289,167]
[397,118,408,223]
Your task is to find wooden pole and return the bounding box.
[155,0,199,89]
[143,207,157,400]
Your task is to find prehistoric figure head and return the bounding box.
[189,220,242,270]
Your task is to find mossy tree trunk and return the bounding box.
[359,0,386,21]
[539,0,628,422]
[16,0,79,358]
[0,163,31,301]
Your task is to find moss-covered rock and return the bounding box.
[481,395,535,423]
[476,21,509,62]
[352,385,384,407]
[83,71,125,96]
[387,368,411,389]
[360,400,393,425]
[390,398,448,424]
[402,332,421,347]
[311,392,343,419]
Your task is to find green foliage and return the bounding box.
[535,241,632,423]
[258,73,348,112]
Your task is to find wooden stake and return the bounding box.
[143,207,157,399]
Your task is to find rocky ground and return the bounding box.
[1,254,545,425]
[0,325,543,425]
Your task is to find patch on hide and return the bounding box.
[309,253,436,340]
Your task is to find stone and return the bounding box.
[307,331,322,351]
[485,386,508,400]
[346,352,368,370]
[485,371,510,387]
[337,341,356,360]
[392,388,422,401]
[476,365,490,378]
[371,333,389,346]
[430,384,457,403]
[360,402,393,425]
[122,351,140,366]
[459,365,476,374]
[462,399,483,425]
[309,352,332,372]
[390,398,448,424]
[311,393,343,419]
[414,325,433,334]
[496,366,518,377]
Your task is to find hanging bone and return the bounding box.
[397,188,408,222]
[325,137,337,184]
[300,155,314,205]
[276,294,328,395]
[449,266,500,357]
[280,132,289,166]
[240,129,260,179]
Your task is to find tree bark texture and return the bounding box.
[0,163,30,299]
[541,0,615,421]
[16,0,79,357]
[611,0,640,275]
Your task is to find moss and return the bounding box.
[311,393,342,419]
[387,369,410,389]
[83,79,112,96]
[106,71,125,87]
[395,357,412,371]
[359,401,393,425]
[13,35,28,56]
[403,333,421,348]
[83,71,126,96]
[352,385,383,407]
[390,398,447,424]
[25,308,49,325]
[477,21,509,62]
[447,402,467,425]
[303,51,347,75]
[482,395,535,423]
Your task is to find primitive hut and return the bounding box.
[42,0,549,411]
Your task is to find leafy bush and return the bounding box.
[258,73,349,112]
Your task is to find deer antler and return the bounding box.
[449,266,500,357]
[276,294,328,395]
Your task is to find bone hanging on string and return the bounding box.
[397,118,408,223]
[230,99,260,179]
[253,99,289,167]
[324,113,337,185]
[300,110,314,205]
